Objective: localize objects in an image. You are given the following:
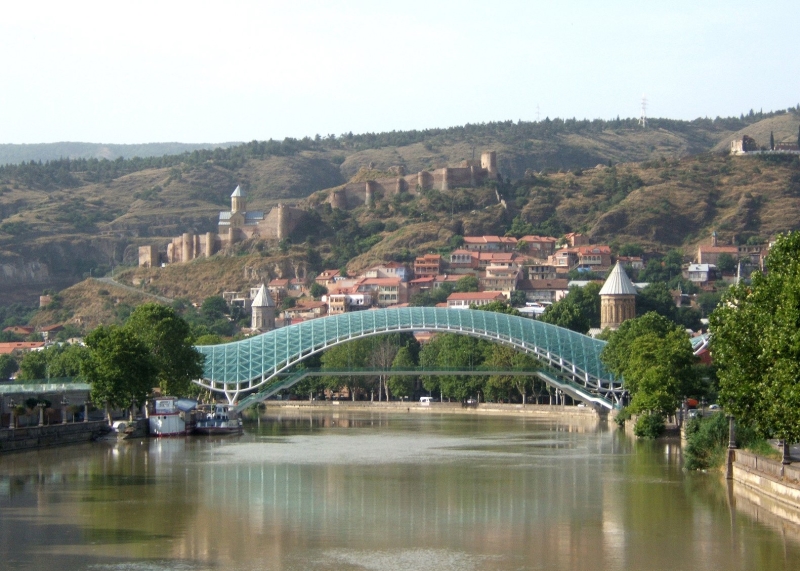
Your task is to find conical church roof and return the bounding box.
[599,262,637,296]
[251,284,275,307]
[231,185,243,197]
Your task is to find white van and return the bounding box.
[419,397,433,406]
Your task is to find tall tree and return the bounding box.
[81,325,157,418]
[710,232,800,443]
[124,303,204,397]
[770,130,775,150]
[387,346,416,399]
[601,312,696,434]
[540,283,601,333]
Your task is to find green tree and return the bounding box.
[509,290,527,307]
[710,231,800,443]
[540,283,601,333]
[716,252,737,273]
[455,275,479,293]
[309,282,328,299]
[0,354,18,381]
[770,130,775,150]
[483,345,538,403]
[636,282,676,321]
[201,296,228,320]
[602,312,697,436]
[388,346,416,398]
[81,325,157,417]
[17,350,47,381]
[419,334,488,401]
[124,303,204,397]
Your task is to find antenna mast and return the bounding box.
[639,95,647,128]
[536,103,541,122]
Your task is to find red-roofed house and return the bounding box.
[462,236,517,252]
[517,235,557,258]
[355,278,408,307]
[0,341,45,355]
[413,254,442,278]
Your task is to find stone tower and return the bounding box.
[481,151,498,178]
[231,185,245,213]
[276,203,289,241]
[251,284,276,332]
[599,262,637,330]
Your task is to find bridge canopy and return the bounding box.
[195,307,619,401]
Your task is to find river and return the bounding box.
[0,410,798,570]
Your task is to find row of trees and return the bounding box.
[292,303,549,403]
[12,304,203,418]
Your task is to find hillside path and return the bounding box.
[93,277,174,304]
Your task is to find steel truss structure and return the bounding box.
[194,307,622,406]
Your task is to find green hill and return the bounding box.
[1,109,799,308]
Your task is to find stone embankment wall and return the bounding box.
[0,421,108,454]
[731,450,800,525]
[263,401,601,419]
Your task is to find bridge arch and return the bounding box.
[194,307,622,406]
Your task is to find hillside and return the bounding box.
[0,110,798,304]
[0,142,239,165]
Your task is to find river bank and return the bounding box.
[0,420,108,454]
[260,400,605,419]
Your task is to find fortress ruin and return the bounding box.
[138,186,306,267]
[328,150,499,209]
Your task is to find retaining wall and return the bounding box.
[0,421,108,454]
[263,401,601,419]
[732,450,800,522]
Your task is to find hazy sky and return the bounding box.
[2,0,798,144]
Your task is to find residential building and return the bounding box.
[564,232,590,247]
[327,293,372,315]
[479,265,522,295]
[315,269,341,288]
[462,236,517,252]
[686,264,717,285]
[446,291,506,309]
[526,263,558,281]
[449,249,479,273]
[575,245,613,271]
[616,256,644,270]
[365,261,410,282]
[414,254,443,278]
[517,279,570,304]
[355,278,408,307]
[517,235,557,258]
[283,301,327,321]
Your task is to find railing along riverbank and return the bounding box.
[731,449,800,525]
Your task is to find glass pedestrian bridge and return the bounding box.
[194,307,622,407]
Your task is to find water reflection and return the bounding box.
[0,412,798,570]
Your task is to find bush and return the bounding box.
[684,412,780,471]
[614,406,631,428]
[633,412,665,439]
[684,413,728,470]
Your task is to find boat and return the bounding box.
[148,397,187,436]
[193,403,243,435]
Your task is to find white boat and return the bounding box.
[148,397,187,436]
[193,403,243,435]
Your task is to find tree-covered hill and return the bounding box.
[0,109,799,303]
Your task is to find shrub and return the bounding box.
[633,412,665,439]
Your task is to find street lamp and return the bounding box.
[61,394,69,424]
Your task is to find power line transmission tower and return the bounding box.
[639,95,647,128]
[536,103,541,122]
